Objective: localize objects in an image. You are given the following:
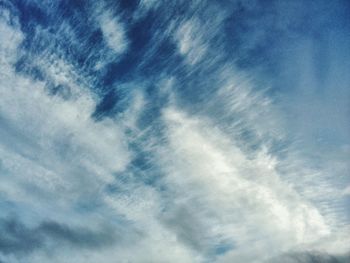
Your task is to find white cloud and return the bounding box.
[175,19,208,65]
[155,106,332,262]
[0,18,131,227]
[0,17,197,263]
[98,12,128,55]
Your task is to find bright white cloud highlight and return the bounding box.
[156,106,332,262]
[98,12,128,55]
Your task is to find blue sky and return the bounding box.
[0,0,349,262]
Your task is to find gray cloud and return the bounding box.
[267,251,350,263]
[0,218,117,256]
[0,218,42,255]
[37,221,116,249]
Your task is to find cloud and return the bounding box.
[155,106,331,262]
[0,4,131,246]
[0,218,116,256]
[175,19,208,65]
[0,218,43,255]
[0,10,194,263]
[98,11,128,55]
[266,251,350,263]
[172,2,226,67]
[0,1,349,262]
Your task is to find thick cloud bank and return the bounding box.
[0,0,349,262]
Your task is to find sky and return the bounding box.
[0,0,349,262]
